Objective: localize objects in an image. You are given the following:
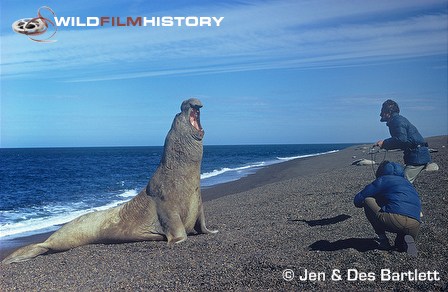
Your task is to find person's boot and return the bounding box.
[404,235,418,257]
[375,233,391,250]
[394,234,406,252]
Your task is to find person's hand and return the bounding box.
[375,140,384,148]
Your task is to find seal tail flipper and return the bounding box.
[2,244,49,264]
[195,206,218,235]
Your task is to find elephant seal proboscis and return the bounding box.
[3,98,217,264]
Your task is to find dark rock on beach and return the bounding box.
[1,136,447,291]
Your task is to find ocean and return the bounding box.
[0,144,352,242]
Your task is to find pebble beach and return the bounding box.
[1,136,447,291]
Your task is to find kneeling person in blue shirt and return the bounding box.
[354,161,421,256]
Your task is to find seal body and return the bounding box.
[352,159,376,166]
[3,98,217,264]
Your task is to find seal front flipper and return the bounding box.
[163,213,187,245]
[2,244,49,264]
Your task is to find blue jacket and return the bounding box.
[353,162,421,222]
[382,113,430,165]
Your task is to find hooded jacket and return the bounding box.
[353,161,421,222]
[382,113,430,165]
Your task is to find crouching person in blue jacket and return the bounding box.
[354,161,421,256]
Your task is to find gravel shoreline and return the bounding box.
[1,136,446,291]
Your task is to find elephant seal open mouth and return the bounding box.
[190,106,203,138]
[185,99,204,140]
[2,98,217,264]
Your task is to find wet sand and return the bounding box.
[1,136,447,291]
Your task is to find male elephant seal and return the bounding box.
[3,98,217,264]
[351,158,376,166]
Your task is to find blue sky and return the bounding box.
[1,0,447,147]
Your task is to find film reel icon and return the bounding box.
[11,6,57,43]
[12,18,47,35]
